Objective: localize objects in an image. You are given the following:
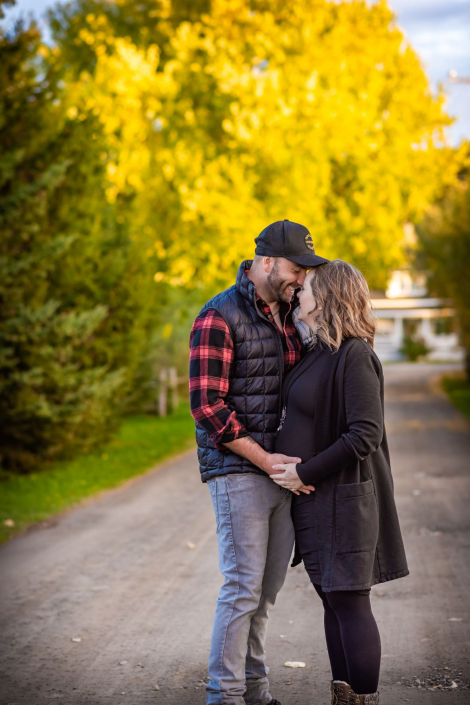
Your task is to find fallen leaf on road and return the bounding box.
[3,519,14,527]
[284,661,306,668]
[119,661,128,665]
[419,527,443,538]
[71,638,81,642]
[448,618,463,622]
[187,541,196,549]
[450,681,458,689]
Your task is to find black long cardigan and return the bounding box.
[285,337,409,592]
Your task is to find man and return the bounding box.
[189,220,328,705]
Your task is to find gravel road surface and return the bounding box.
[1,363,469,705]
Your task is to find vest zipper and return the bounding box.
[276,406,287,436]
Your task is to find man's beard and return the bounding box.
[267,260,295,303]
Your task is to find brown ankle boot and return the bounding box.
[348,690,379,704]
[331,680,351,704]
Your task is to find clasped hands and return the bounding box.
[266,453,315,496]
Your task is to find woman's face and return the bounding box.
[297,269,322,324]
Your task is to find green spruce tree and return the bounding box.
[417,157,470,379]
[0,9,159,471]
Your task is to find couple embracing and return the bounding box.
[189,220,409,705]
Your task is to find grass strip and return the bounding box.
[442,372,470,421]
[0,403,195,544]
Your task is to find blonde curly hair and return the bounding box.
[308,260,376,351]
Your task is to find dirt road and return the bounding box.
[1,363,469,705]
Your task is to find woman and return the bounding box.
[271,260,409,705]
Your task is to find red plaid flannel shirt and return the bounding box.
[189,295,301,450]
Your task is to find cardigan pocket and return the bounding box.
[334,479,379,555]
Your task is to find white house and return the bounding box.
[371,270,463,362]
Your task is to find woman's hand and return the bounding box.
[270,463,315,495]
[263,453,302,476]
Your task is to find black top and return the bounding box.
[275,344,328,584]
[275,344,328,465]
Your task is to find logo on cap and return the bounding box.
[305,233,314,251]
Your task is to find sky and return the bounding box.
[3,0,470,144]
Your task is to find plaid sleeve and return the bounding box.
[189,309,248,449]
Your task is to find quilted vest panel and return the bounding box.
[196,261,284,482]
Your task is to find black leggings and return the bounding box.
[292,495,381,693]
[313,583,381,695]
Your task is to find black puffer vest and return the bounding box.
[196,261,285,482]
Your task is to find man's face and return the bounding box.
[266,257,307,303]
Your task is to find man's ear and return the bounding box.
[263,256,272,273]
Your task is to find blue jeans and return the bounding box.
[206,473,295,705]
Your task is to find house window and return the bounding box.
[432,317,455,336]
[403,318,421,337]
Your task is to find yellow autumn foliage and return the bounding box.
[58,0,461,292]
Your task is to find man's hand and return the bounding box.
[264,453,302,476]
[270,462,315,495]
[223,437,302,479]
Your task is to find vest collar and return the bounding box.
[236,260,258,309]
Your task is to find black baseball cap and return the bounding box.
[254,219,329,267]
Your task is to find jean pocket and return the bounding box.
[335,479,378,555]
[208,479,220,533]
